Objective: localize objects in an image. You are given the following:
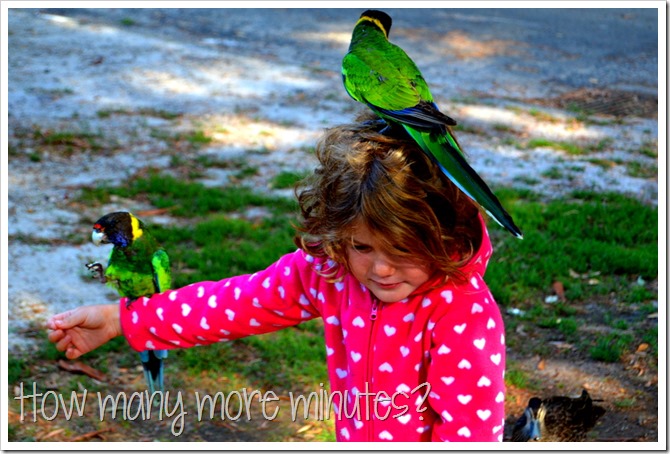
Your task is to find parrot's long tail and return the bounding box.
[405,125,523,239]
[139,349,168,394]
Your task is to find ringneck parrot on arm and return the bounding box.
[342,9,523,239]
[86,211,170,394]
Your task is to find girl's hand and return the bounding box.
[46,304,122,359]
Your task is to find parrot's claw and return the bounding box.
[86,262,107,283]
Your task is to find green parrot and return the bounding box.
[342,9,523,239]
[86,211,170,394]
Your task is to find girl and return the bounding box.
[47,117,506,442]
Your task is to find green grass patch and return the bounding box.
[271,171,310,190]
[82,172,297,217]
[526,138,612,155]
[589,333,634,362]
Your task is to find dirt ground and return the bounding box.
[6,7,660,445]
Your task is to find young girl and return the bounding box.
[47,117,506,442]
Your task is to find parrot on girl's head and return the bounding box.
[342,9,523,239]
[86,211,170,394]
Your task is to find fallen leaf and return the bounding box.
[636,343,650,352]
[40,428,65,441]
[297,424,313,434]
[70,428,113,442]
[552,281,566,301]
[537,358,546,370]
[57,359,107,382]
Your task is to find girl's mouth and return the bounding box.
[373,281,401,290]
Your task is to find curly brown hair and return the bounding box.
[294,116,483,283]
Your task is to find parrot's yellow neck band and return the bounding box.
[356,16,388,38]
[130,214,144,240]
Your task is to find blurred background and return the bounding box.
[7,7,660,442]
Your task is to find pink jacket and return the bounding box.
[120,217,506,442]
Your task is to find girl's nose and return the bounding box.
[372,254,396,277]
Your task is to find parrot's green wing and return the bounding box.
[343,44,457,130]
[151,249,171,293]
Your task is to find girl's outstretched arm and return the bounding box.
[46,304,122,359]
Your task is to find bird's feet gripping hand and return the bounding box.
[86,262,107,283]
[46,304,122,359]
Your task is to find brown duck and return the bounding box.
[511,389,606,442]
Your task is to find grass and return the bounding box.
[487,188,657,364]
[525,138,612,155]
[271,171,311,190]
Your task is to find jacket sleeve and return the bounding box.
[118,250,323,352]
[425,273,506,442]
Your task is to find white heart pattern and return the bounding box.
[379,431,393,441]
[181,303,191,317]
[458,359,472,369]
[145,340,155,349]
[437,344,451,355]
[379,362,393,373]
[457,394,472,405]
[441,376,455,386]
[453,323,467,334]
[471,302,484,314]
[200,317,210,330]
[397,414,411,425]
[477,376,491,387]
[225,309,235,321]
[172,323,183,334]
[490,353,502,365]
[208,295,217,308]
[384,325,396,336]
[441,290,453,303]
[487,317,496,329]
[326,315,340,326]
[403,313,415,322]
[336,368,348,379]
[473,338,486,350]
[132,311,138,324]
[477,409,492,421]
[352,316,365,328]
[350,351,362,362]
[457,426,472,438]
[156,308,164,321]
[400,346,410,357]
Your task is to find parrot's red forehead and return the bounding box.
[94,223,103,230]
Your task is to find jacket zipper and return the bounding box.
[366,298,380,441]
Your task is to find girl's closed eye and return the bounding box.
[351,243,372,253]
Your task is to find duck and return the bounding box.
[511,389,606,442]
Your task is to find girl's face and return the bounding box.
[346,221,432,303]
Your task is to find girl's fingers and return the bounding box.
[55,334,72,353]
[47,329,64,343]
[66,346,82,360]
